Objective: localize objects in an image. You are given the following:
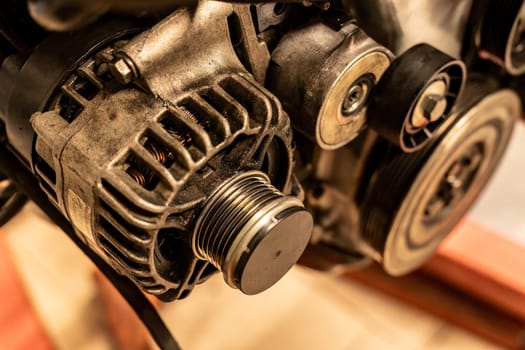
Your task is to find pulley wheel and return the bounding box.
[478,0,525,75]
[361,77,519,275]
[367,43,466,153]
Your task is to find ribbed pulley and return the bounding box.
[192,171,313,295]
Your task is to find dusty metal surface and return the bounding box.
[0,0,523,306]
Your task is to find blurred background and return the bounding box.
[0,125,523,349]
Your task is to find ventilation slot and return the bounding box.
[34,156,58,201]
[100,200,150,241]
[135,276,157,286]
[177,99,226,146]
[219,77,268,126]
[34,156,56,184]
[72,75,100,101]
[98,235,148,273]
[142,132,188,181]
[57,93,84,123]
[125,152,161,191]
[159,111,206,161]
[100,179,158,218]
[200,88,245,133]
[98,216,147,259]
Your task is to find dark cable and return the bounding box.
[0,142,182,350]
[0,190,28,226]
[0,176,28,227]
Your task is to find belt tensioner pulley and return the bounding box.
[367,44,466,153]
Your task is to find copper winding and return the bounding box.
[166,129,193,147]
[145,140,174,165]
[127,167,148,187]
[179,106,200,124]
[179,106,210,128]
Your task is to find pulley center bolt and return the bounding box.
[192,171,313,295]
[342,79,370,116]
[412,79,448,128]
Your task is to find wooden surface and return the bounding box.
[345,217,525,349]
[2,205,501,349]
[425,219,525,322]
[94,270,155,350]
[346,264,525,349]
[0,230,53,350]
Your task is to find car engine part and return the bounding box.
[367,43,465,152]
[267,21,392,150]
[476,0,525,75]
[0,0,523,348]
[362,76,519,275]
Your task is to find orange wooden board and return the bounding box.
[424,219,525,322]
[345,264,525,349]
[0,230,53,350]
[346,218,525,349]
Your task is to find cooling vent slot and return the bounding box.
[159,110,207,162]
[218,76,269,126]
[199,87,245,133]
[125,151,162,191]
[51,46,116,123]
[34,155,58,202]
[100,179,158,218]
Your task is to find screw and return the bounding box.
[411,79,448,128]
[422,94,448,122]
[342,81,368,116]
[110,58,137,85]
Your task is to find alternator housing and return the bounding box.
[30,3,295,300]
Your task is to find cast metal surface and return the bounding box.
[345,0,473,57]
[29,1,301,300]
[0,0,523,305]
[267,21,392,150]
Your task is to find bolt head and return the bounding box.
[411,79,448,128]
[110,58,135,85]
[342,81,368,116]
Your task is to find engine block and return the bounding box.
[0,0,523,306]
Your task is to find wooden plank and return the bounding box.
[0,230,53,350]
[94,270,158,350]
[424,219,525,322]
[344,264,525,349]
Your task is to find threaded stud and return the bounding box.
[192,171,313,295]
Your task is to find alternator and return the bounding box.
[28,3,312,300]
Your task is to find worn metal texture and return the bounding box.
[346,0,474,57]
[361,76,519,275]
[30,1,296,300]
[267,21,392,150]
[1,0,524,303]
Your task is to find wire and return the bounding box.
[0,191,28,227]
[0,142,182,350]
[0,176,28,227]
